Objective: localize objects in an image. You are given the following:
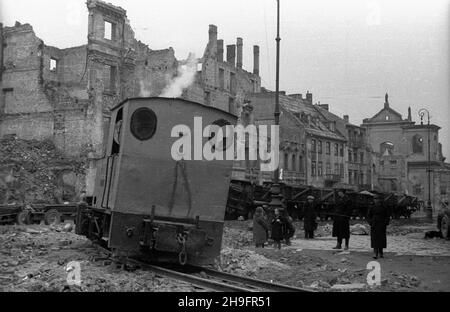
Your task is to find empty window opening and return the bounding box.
[50,58,57,71]
[104,21,115,40]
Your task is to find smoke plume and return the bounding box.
[160,53,198,98]
[139,80,152,97]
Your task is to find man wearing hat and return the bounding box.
[303,195,318,239]
[332,190,351,250]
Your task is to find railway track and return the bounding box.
[94,245,312,292]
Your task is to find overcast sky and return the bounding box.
[1,0,449,157]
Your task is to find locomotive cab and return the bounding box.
[76,97,236,266]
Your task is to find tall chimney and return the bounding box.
[227,44,236,66]
[217,39,224,62]
[236,37,243,68]
[208,25,217,58]
[408,106,412,121]
[306,91,313,104]
[253,45,260,75]
[343,115,349,123]
[209,24,217,43]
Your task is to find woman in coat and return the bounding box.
[332,191,351,250]
[367,195,390,259]
[253,207,269,248]
[304,195,318,239]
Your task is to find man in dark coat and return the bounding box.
[332,191,351,250]
[367,195,390,259]
[253,207,269,248]
[304,195,318,239]
[271,208,287,249]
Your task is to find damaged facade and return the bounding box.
[0,0,261,198]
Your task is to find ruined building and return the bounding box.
[184,24,261,117]
[0,0,261,197]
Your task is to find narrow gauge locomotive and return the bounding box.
[76,97,236,266]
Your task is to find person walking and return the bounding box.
[253,207,269,248]
[367,195,390,259]
[332,190,351,250]
[304,195,318,239]
[271,208,287,249]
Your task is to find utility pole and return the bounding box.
[419,108,433,221]
[269,0,284,212]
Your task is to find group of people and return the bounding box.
[252,190,391,259]
[252,206,295,249]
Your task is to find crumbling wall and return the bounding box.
[1,23,52,115]
[134,43,177,97]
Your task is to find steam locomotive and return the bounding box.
[76,97,236,266]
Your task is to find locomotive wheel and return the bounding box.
[44,209,62,225]
[16,211,31,225]
[441,216,449,239]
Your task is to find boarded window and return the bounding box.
[219,68,225,89]
[230,72,237,93]
[104,65,117,93]
[228,97,234,114]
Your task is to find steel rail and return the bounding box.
[93,244,313,292]
[190,266,311,292]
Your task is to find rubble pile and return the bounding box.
[0,136,87,204]
[0,224,197,292]
[221,222,253,248]
[219,247,290,275]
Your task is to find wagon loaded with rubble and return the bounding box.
[225,182,419,221]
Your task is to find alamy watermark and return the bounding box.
[170,117,280,172]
